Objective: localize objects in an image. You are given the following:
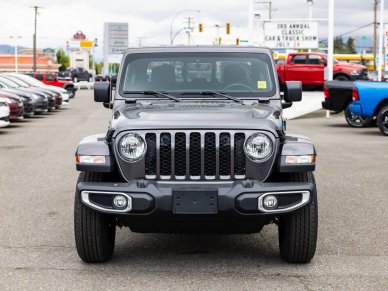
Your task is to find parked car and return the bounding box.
[322,80,374,127]
[0,93,24,121]
[74,46,318,264]
[9,73,70,105]
[1,74,58,111]
[28,73,77,98]
[277,52,368,88]
[349,81,388,135]
[0,77,38,116]
[0,100,10,128]
[58,67,93,83]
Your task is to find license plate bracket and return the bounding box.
[172,189,218,214]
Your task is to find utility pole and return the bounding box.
[373,0,380,71]
[32,6,41,73]
[184,17,195,45]
[378,0,385,81]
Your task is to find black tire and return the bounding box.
[74,172,116,263]
[334,75,350,81]
[277,172,318,264]
[377,105,388,135]
[344,106,374,128]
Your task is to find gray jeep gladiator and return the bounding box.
[74,46,318,264]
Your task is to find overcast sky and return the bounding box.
[0,0,386,58]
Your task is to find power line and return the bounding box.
[320,22,373,44]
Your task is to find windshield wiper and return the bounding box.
[122,90,181,102]
[181,91,244,104]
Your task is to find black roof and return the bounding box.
[123,46,272,55]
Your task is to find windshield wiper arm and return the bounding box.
[183,91,244,104]
[122,90,181,102]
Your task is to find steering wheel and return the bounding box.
[223,83,255,92]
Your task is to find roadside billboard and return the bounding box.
[264,21,318,49]
[103,22,128,74]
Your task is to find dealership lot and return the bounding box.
[0,90,387,290]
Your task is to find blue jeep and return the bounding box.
[349,81,388,135]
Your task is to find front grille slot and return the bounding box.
[160,133,171,176]
[174,133,186,177]
[145,131,246,180]
[234,133,246,176]
[204,133,216,177]
[145,133,156,177]
[189,133,201,177]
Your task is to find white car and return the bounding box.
[0,101,10,128]
[8,73,70,105]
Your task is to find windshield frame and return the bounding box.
[118,52,279,100]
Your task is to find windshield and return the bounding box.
[0,76,20,88]
[4,76,29,87]
[12,74,43,86]
[119,52,277,98]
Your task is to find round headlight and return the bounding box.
[118,133,146,162]
[244,133,272,161]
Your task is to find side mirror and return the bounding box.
[94,82,110,103]
[284,81,302,102]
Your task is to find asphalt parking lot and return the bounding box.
[0,90,387,290]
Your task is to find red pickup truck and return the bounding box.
[30,73,77,98]
[276,52,368,87]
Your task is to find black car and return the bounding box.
[74,46,318,264]
[58,67,93,83]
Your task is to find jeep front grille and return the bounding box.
[145,131,246,180]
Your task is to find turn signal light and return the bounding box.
[76,155,106,164]
[285,154,316,164]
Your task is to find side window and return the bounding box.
[46,75,55,81]
[307,55,325,65]
[35,74,43,81]
[291,55,307,64]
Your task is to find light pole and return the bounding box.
[377,0,384,81]
[170,9,200,45]
[254,1,272,19]
[306,0,314,21]
[10,36,22,73]
[31,6,42,73]
[306,0,314,52]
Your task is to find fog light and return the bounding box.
[263,195,278,208]
[113,195,127,208]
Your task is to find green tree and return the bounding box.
[334,36,346,53]
[56,49,70,71]
[95,62,103,75]
[346,37,357,54]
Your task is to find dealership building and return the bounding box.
[0,48,60,73]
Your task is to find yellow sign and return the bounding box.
[80,40,93,49]
[257,81,267,89]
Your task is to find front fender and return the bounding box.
[278,135,316,173]
[75,134,114,172]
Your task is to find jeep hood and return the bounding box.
[112,103,282,133]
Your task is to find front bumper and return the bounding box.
[33,100,49,114]
[350,69,369,81]
[77,180,315,216]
